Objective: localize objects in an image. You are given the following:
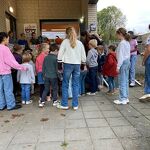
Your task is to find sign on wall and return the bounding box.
[24,23,37,38]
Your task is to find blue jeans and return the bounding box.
[0,74,16,109]
[130,55,137,84]
[68,75,72,98]
[61,63,80,107]
[119,59,130,101]
[107,76,115,91]
[144,56,150,94]
[21,84,31,101]
[79,71,87,95]
[89,67,98,93]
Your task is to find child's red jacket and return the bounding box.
[102,52,118,77]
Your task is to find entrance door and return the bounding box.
[5,12,17,38]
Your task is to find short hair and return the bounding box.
[89,39,97,48]
[108,45,116,52]
[13,44,22,52]
[50,43,59,52]
[22,52,31,63]
[0,32,8,43]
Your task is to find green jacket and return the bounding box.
[42,54,58,79]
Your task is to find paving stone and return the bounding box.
[112,126,142,138]
[66,119,86,128]
[67,140,94,150]
[0,132,14,145]
[106,117,131,126]
[11,130,39,144]
[0,145,7,150]
[7,143,35,150]
[86,119,109,127]
[121,138,150,150]
[102,110,122,118]
[81,100,97,106]
[84,111,104,119]
[140,109,150,116]
[89,127,116,139]
[98,105,116,111]
[82,105,99,111]
[65,128,90,141]
[67,111,84,119]
[95,100,112,105]
[146,115,150,120]
[36,142,62,150]
[39,129,64,142]
[94,139,124,150]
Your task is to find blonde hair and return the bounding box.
[89,39,97,48]
[22,52,31,63]
[41,43,50,52]
[66,27,77,48]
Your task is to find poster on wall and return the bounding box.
[24,24,37,38]
[42,31,66,39]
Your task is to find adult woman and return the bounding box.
[139,25,150,102]
[57,27,86,110]
[0,32,26,110]
[114,28,131,105]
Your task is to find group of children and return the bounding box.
[13,38,118,108]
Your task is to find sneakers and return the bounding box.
[22,101,26,104]
[26,100,32,105]
[39,102,45,108]
[73,106,78,110]
[57,104,69,110]
[53,100,60,107]
[139,94,150,103]
[87,92,96,96]
[113,100,128,105]
[130,83,135,87]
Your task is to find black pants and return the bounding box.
[12,71,19,97]
[89,67,98,93]
[41,77,58,102]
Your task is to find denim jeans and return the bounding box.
[41,77,58,102]
[61,63,80,107]
[21,84,31,101]
[119,59,130,101]
[144,56,150,94]
[89,66,98,93]
[130,55,137,84]
[97,72,103,86]
[0,74,16,109]
[107,76,115,91]
[79,71,87,95]
[68,75,72,98]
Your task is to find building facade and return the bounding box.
[0,0,98,38]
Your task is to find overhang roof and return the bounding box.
[88,0,98,4]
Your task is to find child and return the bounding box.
[114,28,130,105]
[17,52,35,104]
[86,39,98,95]
[103,45,118,94]
[39,43,59,107]
[97,45,106,89]
[35,43,50,102]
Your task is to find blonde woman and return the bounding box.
[57,27,86,110]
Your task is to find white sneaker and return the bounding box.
[87,92,96,96]
[139,94,150,100]
[39,103,44,108]
[57,104,69,110]
[126,99,129,103]
[113,100,127,105]
[26,100,32,105]
[53,100,60,106]
[22,101,26,104]
[73,106,78,110]
[130,83,135,87]
[38,98,41,104]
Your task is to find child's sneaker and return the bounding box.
[53,100,60,107]
[87,92,96,96]
[22,101,26,104]
[26,100,32,105]
[57,104,69,110]
[39,102,45,108]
